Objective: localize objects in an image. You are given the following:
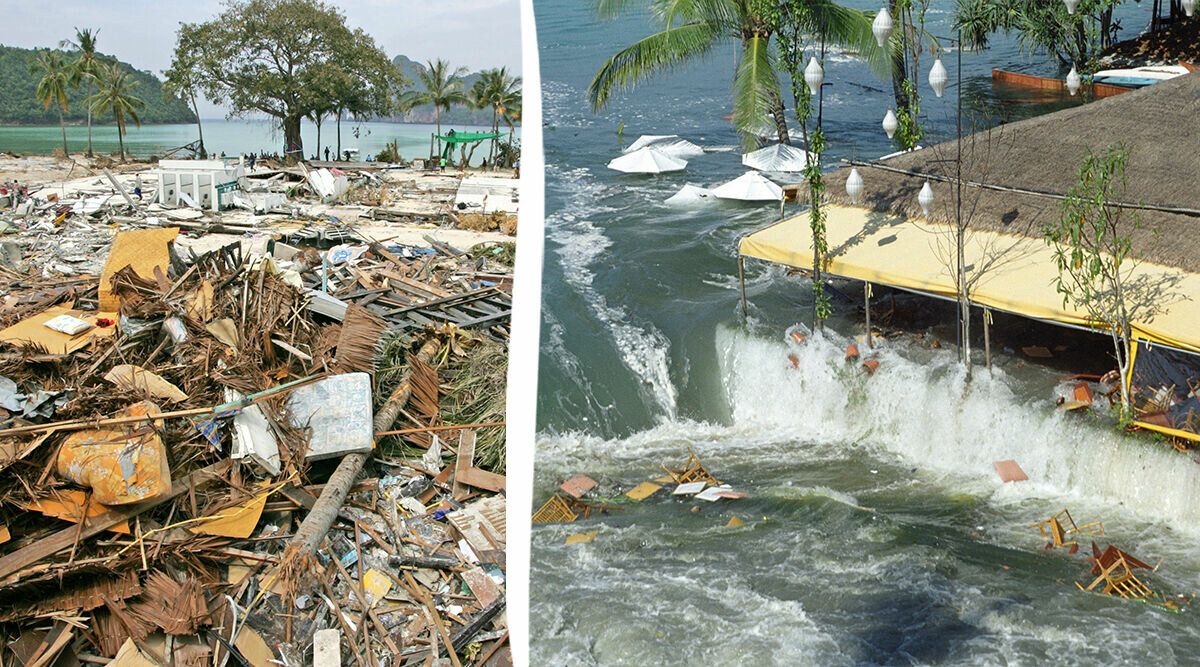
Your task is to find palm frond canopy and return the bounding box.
[30,50,71,113]
[411,58,470,111]
[588,0,889,147]
[84,62,145,130]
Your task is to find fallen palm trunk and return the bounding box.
[389,553,462,570]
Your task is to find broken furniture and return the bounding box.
[1030,509,1105,553]
[1077,553,1154,600]
[662,446,720,486]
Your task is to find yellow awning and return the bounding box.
[739,205,1200,354]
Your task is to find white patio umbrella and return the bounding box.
[711,171,783,201]
[741,143,810,172]
[664,184,716,205]
[624,134,705,159]
[607,147,687,173]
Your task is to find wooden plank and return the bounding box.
[0,461,227,581]
[453,431,477,501]
[457,467,506,493]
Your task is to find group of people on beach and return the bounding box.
[2,180,26,204]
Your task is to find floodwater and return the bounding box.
[0,119,502,162]
[532,0,1200,663]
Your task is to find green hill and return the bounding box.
[390,55,515,127]
[0,45,195,125]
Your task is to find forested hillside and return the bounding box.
[0,45,195,125]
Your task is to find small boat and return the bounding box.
[1093,65,1190,88]
[991,68,1133,98]
[1093,75,1159,88]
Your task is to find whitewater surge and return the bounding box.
[718,325,1200,527]
[538,324,1200,532]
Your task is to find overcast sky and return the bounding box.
[2,0,523,117]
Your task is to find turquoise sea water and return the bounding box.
[0,118,511,162]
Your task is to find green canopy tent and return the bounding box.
[432,130,509,167]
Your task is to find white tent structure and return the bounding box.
[664,184,716,205]
[712,171,783,201]
[607,147,687,174]
[624,134,705,159]
[741,143,810,172]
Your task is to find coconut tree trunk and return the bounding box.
[768,90,790,145]
[191,94,207,159]
[117,124,126,162]
[435,107,443,161]
[86,110,93,158]
[282,113,303,164]
[58,109,68,157]
[489,109,499,167]
[336,112,342,160]
[315,114,322,160]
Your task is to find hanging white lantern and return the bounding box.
[872,5,894,48]
[882,109,899,139]
[1063,0,1080,14]
[846,168,864,204]
[804,57,824,94]
[1066,66,1081,96]
[1184,0,1196,17]
[918,180,934,216]
[928,59,949,98]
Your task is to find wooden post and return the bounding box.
[738,256,747,319]
[983,307,992,371]
[102,168,136,208]
[864,282,873,349]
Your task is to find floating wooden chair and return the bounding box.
[531,494,577,523]
[1088,542,1153,577]
[1077,553,1153,600]
[662,446,720,486]
[531,492,622,523]
[1029,509,1104,552]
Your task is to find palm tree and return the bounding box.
[61,28,100,158]
[407,59,469,158]
[589,0,889,148]
[84,62,145,162]
[29,50,72,157]
[469,75,495,158]
[471,68,522,167]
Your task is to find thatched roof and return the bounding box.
[824,70,1200,273]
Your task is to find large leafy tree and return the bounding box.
[308,40,408,160]
[60,28,100,157]
[84,62,145,161]
[163,23,211,158]
[407,58,470,151]
[29,49,72,156]
[173,0,405,163]
[588,0,889,148]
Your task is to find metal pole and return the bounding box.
[738,255,748,319]
[864,282,873,349]
[956,29,969,373]
[983,307,992,371]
